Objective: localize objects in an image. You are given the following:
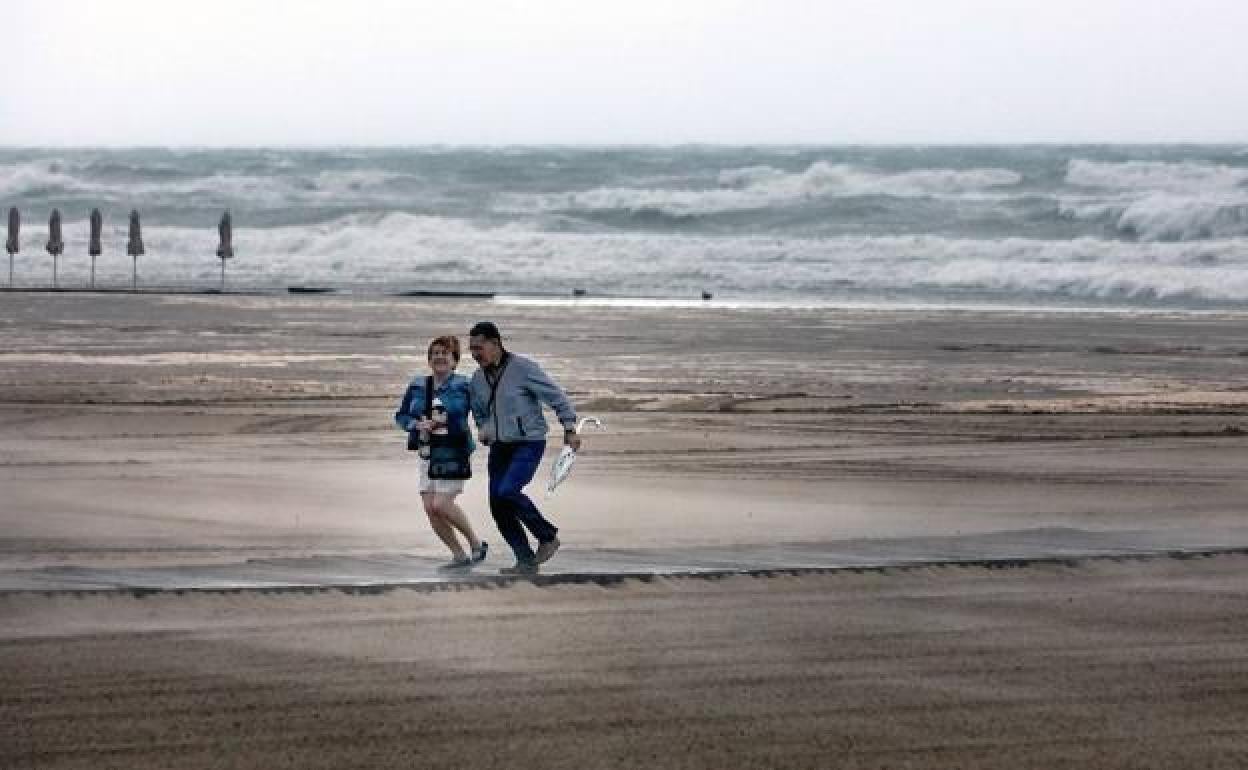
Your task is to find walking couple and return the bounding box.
[394,321,582,575]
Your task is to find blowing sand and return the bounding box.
[2,292,1247,767]
[4,558,1248,769]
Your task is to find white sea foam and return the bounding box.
[6,148,1248,308]
[1062,159,1248,241]
[1067,159,1248,192]
[0,161,92,198]
[0,159,418,207]
[10,212,1246,303]
[506,161,1023,217]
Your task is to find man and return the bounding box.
[468,321,581,574]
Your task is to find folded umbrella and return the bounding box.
[127,210,144,289]
[46,209,64,288]
[6,207,18,286]
[216,209,233,291]
[88,208,102,288]
[546,416,604,496]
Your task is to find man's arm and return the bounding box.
[523,358,580,447]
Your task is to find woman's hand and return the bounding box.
[413,418,435,433]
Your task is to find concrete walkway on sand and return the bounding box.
[3,527,1246,595]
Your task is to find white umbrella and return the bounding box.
[546,416,604,496]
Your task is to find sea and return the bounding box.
[2,145,1247,310]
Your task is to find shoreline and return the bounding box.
[5,285,1248,316]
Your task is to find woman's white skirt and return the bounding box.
[418,458,466,495]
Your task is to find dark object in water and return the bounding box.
[701,290,713,300]
[572,288,587,297]
[393,289,496,298]
[288,286,336,294]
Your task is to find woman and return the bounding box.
[395,335,487,569]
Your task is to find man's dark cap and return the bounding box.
[469,321,502,341]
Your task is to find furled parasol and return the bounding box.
[46,209,64,288]
[127,210,144,289]
[216,209,234,291]
[88,208,103,288]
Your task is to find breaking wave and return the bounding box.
[9,211,1246,304]
[1066,159,1248,192]
[1062,159,1248,240]
[0,158,421,211]
[507,161,1024,218]
[5,146,1248,308]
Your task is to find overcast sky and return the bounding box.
[3,0,1246,146]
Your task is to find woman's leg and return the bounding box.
[433,492,482,552]
[422,492,467,560]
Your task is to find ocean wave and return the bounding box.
[0,158,420,209]
[0,160,93,198]
[5,147,1248,306]
[9,212,1246,304]
[1061,195,1248,241]
[505,161,1024,218]
[1067,158,1248,192]
[1061,159,1248,241]
[311,169,409,192]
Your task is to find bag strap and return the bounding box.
[484,352,510,415]
[424,376,434,420]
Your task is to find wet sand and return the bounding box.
[2,292,1247,766]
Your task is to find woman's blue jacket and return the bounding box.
[394,372,476,452]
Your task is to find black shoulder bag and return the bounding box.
[422,376,472,480]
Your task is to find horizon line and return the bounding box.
[3,140,1248,151]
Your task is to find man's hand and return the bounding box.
[565,430,582,452]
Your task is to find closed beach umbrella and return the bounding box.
[127,209,144,289]
[46,209,64,288]
[216,209,233,291]
[88,208,103,288]
[5,207,18,286]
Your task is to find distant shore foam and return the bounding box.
[5,213,1247,305]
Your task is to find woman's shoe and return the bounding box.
[471,541,489,563]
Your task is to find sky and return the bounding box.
[2,0,1247,146]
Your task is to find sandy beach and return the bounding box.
[2,292,1248,767]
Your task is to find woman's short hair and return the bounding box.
[427,335,461,362]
